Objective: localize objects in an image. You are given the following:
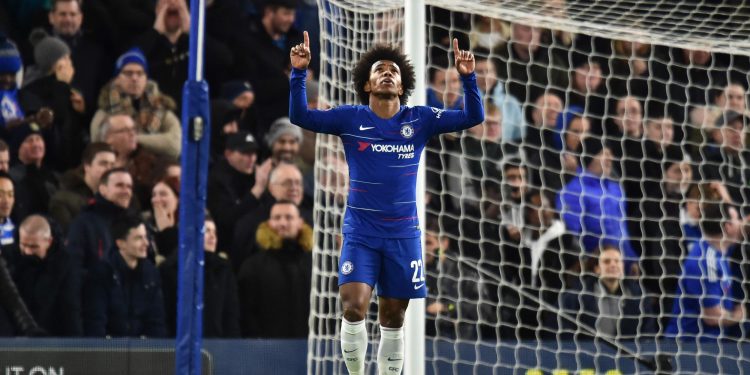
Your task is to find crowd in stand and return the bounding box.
[423,10,750,341]
[0,0,314,338]
[0,0,749,342]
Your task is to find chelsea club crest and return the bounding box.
[341,261,354,275]
[400,124,414,139]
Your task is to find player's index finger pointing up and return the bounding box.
[453,38,459,55]
[304,31,310,48]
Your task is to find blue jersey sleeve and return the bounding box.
[424,72,484,135]
[289,68,345,135]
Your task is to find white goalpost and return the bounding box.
[309,0,750,374]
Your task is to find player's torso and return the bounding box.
[338,106,430,235]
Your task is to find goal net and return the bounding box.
[309,0,750,374]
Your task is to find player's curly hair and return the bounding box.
[352,45,416,105]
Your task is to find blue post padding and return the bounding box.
[175,79,211,375]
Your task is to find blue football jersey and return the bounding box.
[290,68,484,238]
[666,239,733,338]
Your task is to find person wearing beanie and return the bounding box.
[45,0,109,109]
[557,138,639,275]
[90,48,181,160]
[221,80,254,109]
[0,33,52,139]
[265,116,303,165]
[22,32,87,173]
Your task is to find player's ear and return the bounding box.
[364,81,371,93]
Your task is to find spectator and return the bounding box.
[160,215,240,338]
[209,100,242,162]
[528,107,589,201]
[0,35,51,138]
[641,148,692,322]
[495,23,568,105]
[83,215,166,337]
[22,33,87,172]
[67,168,133,275]
[219,80,259,143]
[701,110,750,216]
[666,202,744,339]
[556,139,638,272]
[49,142,115,233]
[44,0,110,112]
[231,161,310,271]
[524,92,563,166]
[561,245,655,340]
[90,48,181,159]
[426,101,508,260]
[605,96,643,163]
[0,172,17,257]
[144,176,179,262]
[473,50,525,143]
[566,54,607,132]
[208,131,271,253]
[237,200,312,338]
[0,140,9,173]
[606,39,661,100]
[12,215,81,336]
[239,0,303,131]
[98,113,162,209]
[653,47,727,125]
[265,117,303,166]
[427,56,462,110]
[134,0,232,106]
[423,220,492,340]
[521,190,582,332]
[9,123,60,220]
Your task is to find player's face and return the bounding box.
[365,60,402,100]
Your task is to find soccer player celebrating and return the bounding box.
[290,32,483,375]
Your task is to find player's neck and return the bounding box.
[369,97,401,119]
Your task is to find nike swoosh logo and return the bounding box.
[414,283,425,290]
[344,348,357,353]
[359,125,375,131]
[387,356,402,361]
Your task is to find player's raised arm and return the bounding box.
[428,39,484,135]
[289,31,343,135]
[290,31,311,70]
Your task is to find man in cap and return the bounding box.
[90,48,181,159]
[208,131,272,251]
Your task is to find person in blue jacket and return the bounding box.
[289,32,483,375]
[556,138,639,274]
